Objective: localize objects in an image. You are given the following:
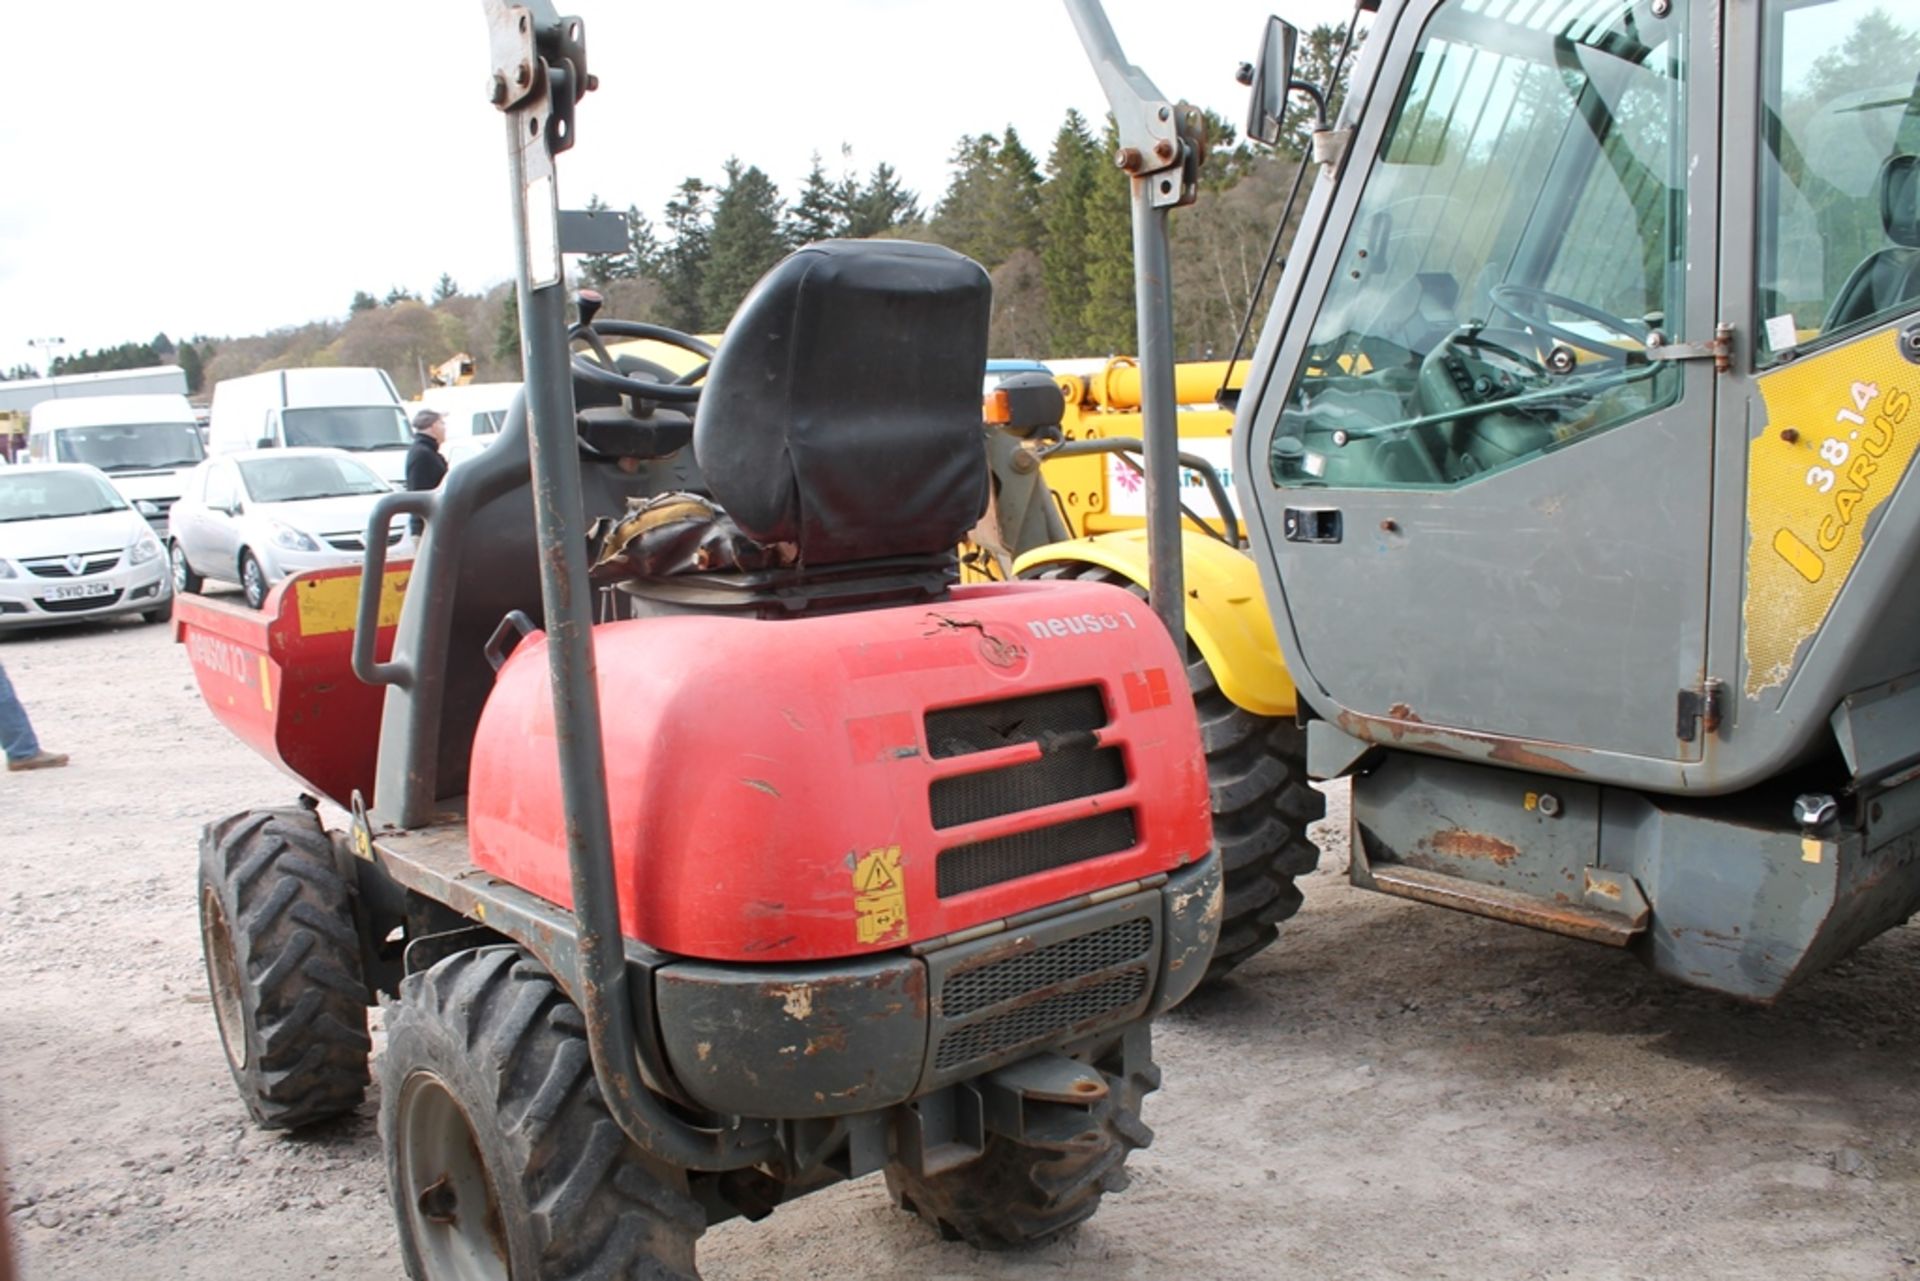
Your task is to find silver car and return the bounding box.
[169,448,412,610]
[0,463,173,630]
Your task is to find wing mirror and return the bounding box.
[1239,16,1326,148]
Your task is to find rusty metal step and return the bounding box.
[1367,865,1648,947]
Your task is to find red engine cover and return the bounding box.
[468,580,1211,963]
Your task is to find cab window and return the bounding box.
[1271,0,1689,490]
[1754,0,1920,364]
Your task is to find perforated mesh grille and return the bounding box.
[936,810,1137,897]
[940,917,1154,1019]
[929,748,1126,830]
[932,972,1150,1073]
[925,686,1106,759]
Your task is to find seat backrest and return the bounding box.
[694,240,992,565]
[1823,153,1920,332]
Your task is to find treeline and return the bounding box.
[21,26,1349,398]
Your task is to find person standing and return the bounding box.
[1,662,67,772]
[405,409,450,493]
[404,409,450,537]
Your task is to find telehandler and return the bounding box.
[176,3,1223,1275]
[1076,0,1920,1002]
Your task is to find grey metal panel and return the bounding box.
[1346,750,1920,999]
[1831,674,1920,783]
[1235,0,1722,777]
[1353,752,1601,902]
[654,954,929,1120]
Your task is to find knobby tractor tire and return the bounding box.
[884,1051,1159,1250]
[380,948,705,1281]
[1023,562,1324,984]
[197,806,372,1129]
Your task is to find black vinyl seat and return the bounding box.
[1823,153,1920,333]
[620,239,993,616]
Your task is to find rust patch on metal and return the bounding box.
[1489,740,1580,775]
[803,1027,849,1057]
[1427,828,1521,866]
[1387,703,1424,723]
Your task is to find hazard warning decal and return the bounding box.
[852,845,909,945]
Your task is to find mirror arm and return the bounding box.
[1290,79,1329,128]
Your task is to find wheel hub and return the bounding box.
[397,1071,509,1280]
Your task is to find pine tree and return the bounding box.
[433,272,459,303]
[178,342,206,393]
[350,290,379,314]
[1080,118,1137,355]
[656,178,714,331]
[929,129,1043,270]
[700,160,788,325]
[785,152,845,246]
[845,162,922,238]
[384,285,418,307]
[1040,110,1102,355]
[621,204,659,280]
[495,290,522,365]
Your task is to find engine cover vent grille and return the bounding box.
[936,809,1137,898]
[925,686,1106,759]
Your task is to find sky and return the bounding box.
[0,0,1359,375]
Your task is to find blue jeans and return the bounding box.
[0,662,43,762]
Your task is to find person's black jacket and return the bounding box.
[405,432,448,493]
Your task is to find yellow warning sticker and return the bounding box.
[852,845,909,946]
[294,568,411,638]
[1746,329,1918,695]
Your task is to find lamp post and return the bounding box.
[27,336,65,379]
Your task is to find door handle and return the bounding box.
[1283,507,1343,544]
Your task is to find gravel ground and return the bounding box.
[4,614,1919,1279]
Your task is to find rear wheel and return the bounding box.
[239,549,269,610]
[171,540,202,594]
[380,948,704,1281]
[198,806,371,1129]
[884,1045,1158,1249]
[1023,561,1323,985]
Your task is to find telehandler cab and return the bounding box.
[1072,0,1920,1002]
[175,3,1221,1275]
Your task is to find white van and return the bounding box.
[208,368,413,484]
[27,394,207,536]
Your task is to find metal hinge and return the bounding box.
[1646,322,1734,373]
[1676,679,1726,743]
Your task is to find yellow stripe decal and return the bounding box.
[1746,329,1916,696]
[295,569,411,638]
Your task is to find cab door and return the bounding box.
[1242,0,1722,769]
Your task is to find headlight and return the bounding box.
[270,522,321,552]
[134,499,161,517]
[0,561,15,580]
[128,536,162,565]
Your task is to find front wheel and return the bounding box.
[239,550,269,610]
[142,595,174,625]
[171,540,203,594]
[198,806,371,1129]
[380,948,704,1281]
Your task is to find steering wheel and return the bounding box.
[1489,284,1645,362]
[569,318,716,404]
